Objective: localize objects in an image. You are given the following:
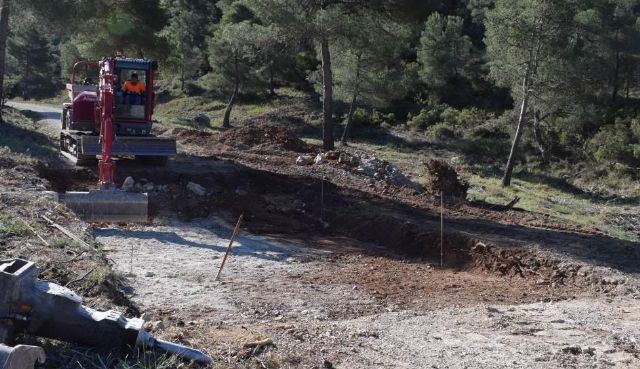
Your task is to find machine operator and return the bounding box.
[122,73,145,105]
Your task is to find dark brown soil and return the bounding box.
[424,159,469,198]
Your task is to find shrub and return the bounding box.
[183,81,205,96]
[441,107,460,128]
[466,111,511,139]
[350,108,397,128]
[408,105,444,130]
[457,107,490,128]
[351,108,370,126]
[589,119,638,165]
[371,110,385,126]
[385,113,396,124]
[427,122,456,139]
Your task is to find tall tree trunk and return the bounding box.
[341,55,362,145]
[611,49,620,105]
[180,57,185,93]
[222,53,239,129]
[502,73,531,187]
[0,0,10,120]
[532,108,549,163]
[269,65,276,96]
[320,37,334,150]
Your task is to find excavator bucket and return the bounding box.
[65,190,148,223]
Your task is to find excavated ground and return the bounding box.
[39,148,640,368]
[6,103,640,368]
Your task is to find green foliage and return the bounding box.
[408,104,490,133]
[351,108,396,127]
[418,12,472,87]
[160,0,220,92]
[7,26,59,98]
[590,119,640,165]
[408,105,445,130]
[0,212,31,237]
[427,122,456,139]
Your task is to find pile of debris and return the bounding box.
[297,151,421,191]
[424,159,468,198]
[217,124,315,153]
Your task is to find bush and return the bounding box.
[408,104,490,133]
[441,107,460,128]
[466,111,511,140]
[407,105,444,130]
[371,110,385,126]
[183,81,205,96]
[351,108,397,128]
[352,108,370,126]
[427,122,456,139]
[456,107,491,128]
[588,118,640,166]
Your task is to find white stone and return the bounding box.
[121,176,135,192]
[187,182,207,196]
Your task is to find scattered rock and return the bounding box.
[144,271,155,277]
[325,151,340,160]
[314,153,325,164]
[235,188,249,196]
[151,320,165,331]
[142,182,155,192]
[193,113,211,125]
[296,155,314,166]
[352,155,421,190]
[338,152,359,167]
[42,191,59,202]
[187,181,207,196]
[561,346,595,356]
[122,176,135,192]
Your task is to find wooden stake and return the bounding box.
[16,215,49,246]
[320,177,325,222]
[42,215,92,250]
[440,191,444,267]
[215,214,244,281]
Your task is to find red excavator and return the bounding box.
[61,57,176,222]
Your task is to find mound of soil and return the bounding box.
[217,124,315,153]
[425,159,469,198]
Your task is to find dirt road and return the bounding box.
[6,101,61,137]
[12,102,640,368]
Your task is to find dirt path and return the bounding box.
[6,101,61,138]
[97,214,640,368]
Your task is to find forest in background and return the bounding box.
[2,0,640,189]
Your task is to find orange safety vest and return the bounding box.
[122,80,146,94]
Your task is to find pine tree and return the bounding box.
[485,0,573,186]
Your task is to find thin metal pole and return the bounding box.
[130,242,134,276]
[320,177,325,222]
[440,191,444,267]
[216,213,244,281]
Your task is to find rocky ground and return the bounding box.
[2,103,640,368]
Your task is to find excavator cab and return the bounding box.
[61,57,173,223]
[61,58,175,164]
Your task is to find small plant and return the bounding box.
[407,105,444,130]
[427,122,456,139]
[84,265,111,290]
[0,212,31,237]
